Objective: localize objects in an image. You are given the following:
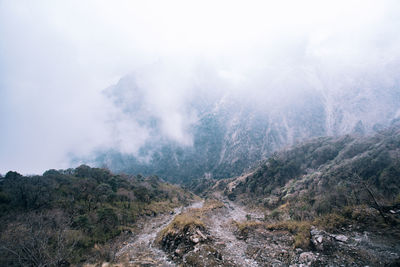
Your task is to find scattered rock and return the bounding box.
[149,199,400,267]
[334,234,348,242]
[196,229,207,240]
[299,252,316,265]
[175,248,183,256]
[310,228,335,252]
[183,244,227,267]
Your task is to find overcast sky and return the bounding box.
[1,0,400,174]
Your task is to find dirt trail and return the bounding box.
[115,201,203,266]
[206,193,263,267]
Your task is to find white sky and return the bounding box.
[1,0,399,174]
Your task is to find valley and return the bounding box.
[1,123,399,266]
[2,2,400,266]
[104,123,400,266]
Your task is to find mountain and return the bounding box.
[1,125,399,266]
[157,122,400,266]
[88,73,400,183]
[193,121,400,216]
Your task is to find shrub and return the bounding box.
[266,221,312,249]
[314,213,348,232]
[233,220,263,239]
[270,209,280,220]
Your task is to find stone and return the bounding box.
[334,235,348,242]
[299,252,316,265]
[196,229,207,239]
[175,248,183,256]
[310,226,320,236]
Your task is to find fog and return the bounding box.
[1,0,400,174]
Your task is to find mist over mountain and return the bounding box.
[2,1,400,175]
[2,2,400,266]
[86,67,400,182]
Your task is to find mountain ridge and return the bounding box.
[86,74,400,183]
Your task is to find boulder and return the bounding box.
[333,234,348,242]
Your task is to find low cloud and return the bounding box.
[1,0,400,174]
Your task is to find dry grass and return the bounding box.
[199,199,225,212]
[156,212,206,242]
[233,220,263,232]
[232,218,312,249]
[266,221,312,249]
[144,201,178,215]
[313,213,348,232]
[233,220,263,239]
[156,198,225,243]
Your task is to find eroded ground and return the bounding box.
[102,195,399,267]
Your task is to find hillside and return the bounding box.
[218,121,400,217]
[2,1,400,266]
[156,123,400,266]
[1,125,400,266]
[0,166,196,266]
[86,74,400,183]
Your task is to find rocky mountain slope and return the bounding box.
[88,74,400,183]
[153,193,399,266]
[89,123,399,267]
[152,123,400,266]
[1,124,399,266]
[210,121,400,216]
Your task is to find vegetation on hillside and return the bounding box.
[0,165,195,266]
[223,123,400,223]
[187,123,400,256]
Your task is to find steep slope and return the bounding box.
[220,121,400,217]
[87,74,400,183]
[176,123,400,266]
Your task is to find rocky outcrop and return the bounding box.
[154,196,400,266]
[157,216,236,266]
[158,225,209,261]
[183,244,228,267]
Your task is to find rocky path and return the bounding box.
[206,194,263,267]
[114,201,204,266]
[113,195,400,267]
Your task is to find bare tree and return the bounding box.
[0,210,76,266]
[353,173,390,224]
